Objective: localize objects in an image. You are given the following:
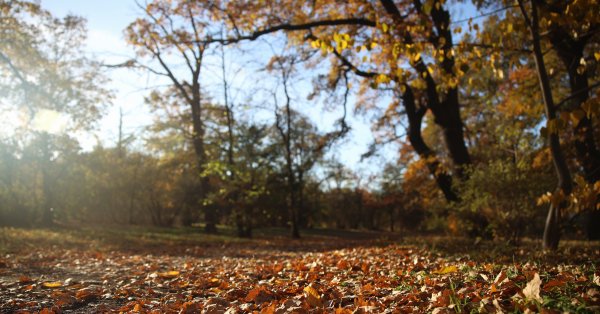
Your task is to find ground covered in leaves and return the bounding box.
[0,227,599,313]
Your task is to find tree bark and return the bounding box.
[519,0,573,250]
[549,28,600,240]
[402,85,459,202]
[380,0,471,179]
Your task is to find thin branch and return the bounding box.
[555,81,600,110]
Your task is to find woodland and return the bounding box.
[0,0,599,312]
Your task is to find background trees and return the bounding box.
[0,0,598,249]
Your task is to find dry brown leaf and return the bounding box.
[543,279,566,291]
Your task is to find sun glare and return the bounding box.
[30,109,68,134]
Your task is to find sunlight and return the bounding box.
[30,109,68,134]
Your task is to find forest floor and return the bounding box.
[0,226,599,313]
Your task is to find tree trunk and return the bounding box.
[381,0,471,181]
[549,29,600,240]
[402,85,459,202]
[519,0,573,250]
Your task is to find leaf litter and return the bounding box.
[0,233,598,313]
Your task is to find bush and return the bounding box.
[453,159,552,243]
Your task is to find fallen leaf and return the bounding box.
[433,265,458,275]
[522,273,543,302]
[336,259,350,270]
[42,281,62,288]
[494,270,507,284]
[303,284,323,307]
[543,279,566,291]
[76,288,100,301]
[158,270,180,278]
[19,275,33,283]
[245,286,275,304]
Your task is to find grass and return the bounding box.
[0,224,401,257]
[0,225,242,254]
[1,225,598,263]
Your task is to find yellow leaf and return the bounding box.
[392,42,401,58]
[42,281,62,288]
[412,53,421,63]
[370,42,378,49]
[159,270,180,278]
[507,23,513,33]
[433,265,458,274]
[303,285,322,307]
[595,52,600,61]
[382,23,389,33]
[311,40,320,49]
[396,67,404,78]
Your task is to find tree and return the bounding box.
[516,0,574,250]
[125,1,220,233]
[269,53,329,237]
[539,0,600,240]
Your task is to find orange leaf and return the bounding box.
[260,304,276,314]
[19,275,33,283]
[272,263,284,273]
[245,286,274,304]
[360,262,370,273]
[336,259,349,270]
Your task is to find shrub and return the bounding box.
[453,159,552,243]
